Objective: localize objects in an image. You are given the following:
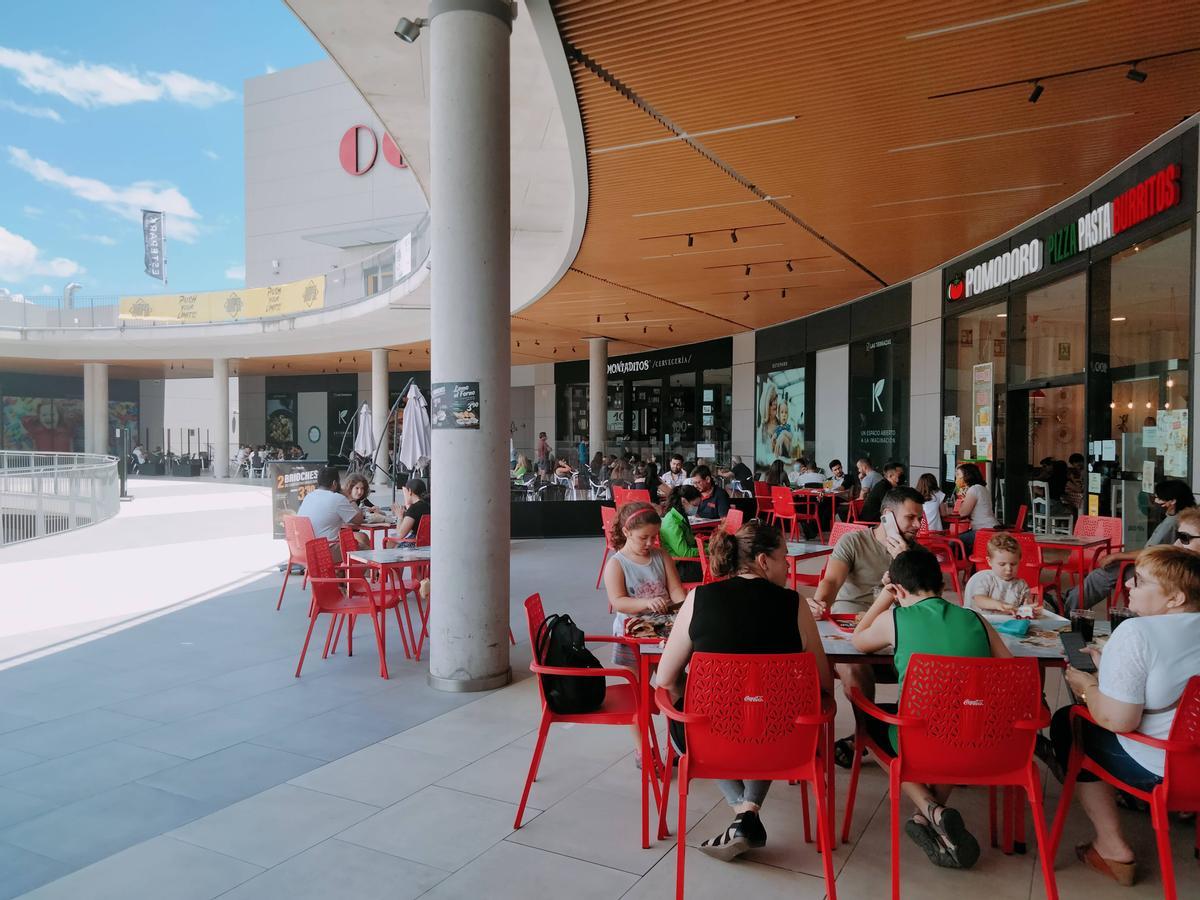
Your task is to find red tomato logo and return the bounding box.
[947,276,965,301]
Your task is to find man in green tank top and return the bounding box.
[852,550,1011,870]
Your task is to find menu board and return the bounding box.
[269,462,321,539]
[431,382,480,430]
[972,363,993,460]
[1157,408,1188,477]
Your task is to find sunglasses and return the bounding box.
[1177,531,1200,545]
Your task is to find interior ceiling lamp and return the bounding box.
[786,260,793,272]
[1028,81,1044,103]
[394,17,428,43]
[1030,388,1046,399]
[743,291,750,301]
[730,229,738,244]
[744,265,751,276]
[1126,62,1148,82]
[687,234,694,247]
[781,289,787,299]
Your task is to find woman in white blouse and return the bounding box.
[944,462,997,550]
[1052,545,1200,886]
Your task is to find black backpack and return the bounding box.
[534,613,606,714]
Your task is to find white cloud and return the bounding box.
[82,234,117,246]
[224,264,245,280]
[0,225,82,281]
[39,283,52,294]
[0,98,62,122]
[0,288,30,303]
[22,204,42,216]
[0,46,235,109]
[8,146,201,242]
[202,148,219,160]
[265,64,277,74]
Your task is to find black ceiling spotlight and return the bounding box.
[394,16,428,43]
[596,314,600,323]
[786,260,793,272]
[553,347,558,354]
[743,291,750,301]
[668,324,673,332]
[687,234,694,247]
[643,326,648,333]
[730,229,738,244]
[516,340,521,347]
[1028,81,1044,103]
[744,265,751,276]
[624,313,629,321]
[781,289,787,299]
[1126,61,1148,83]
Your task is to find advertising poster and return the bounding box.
[269,462,321,539]
[971,362,993,459]
[755,367,805,466]
[2,398,139,453]
[1157,408,1189,477]
[849,333,908,464]
[943,415,960,453]
[266,395,298,447]
[431,382,480,429]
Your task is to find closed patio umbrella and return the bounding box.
[398,384,431,471]
[352,403,375,459]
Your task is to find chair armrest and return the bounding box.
[795,694,837,725]
[583,633,626,644]
[654,686,706,723]
[1070,704,1191,751]
[1013,710,1051,731]
[309,575,376,595]
[847,687,923,727]
[530,661,637,687]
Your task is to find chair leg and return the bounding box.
[1151,796,1178,900]
[330,614,345,654]
[812,774,838,900]
[676,763,689,900]
[1025,768,1060,900]
[657,743,675,841]
[596,547,609,589]
[393,605,413,659]
[295,612,319,677]
[347,614,355,657]
[367,608,388,679]
[1048,749,1083,857]
[989,787,998,848]
[508,627,516,645]
[841,724,865,844]
[514,709,552,829]
[889,764,902,900]
[800,780,812,843]
[277,563,291,610]
[321,615,339,659]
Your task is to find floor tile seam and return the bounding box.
[426,776,548,815]
[326,827,463,876]
[126,742,330,802]
[493,838,649,884]
[0,743,192,805]
[0,712,175,766]
[831,788,888,876]
[503,828,673,878]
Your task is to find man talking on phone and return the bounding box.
[809,485,924,767]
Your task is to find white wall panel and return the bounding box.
[816,345,849,468]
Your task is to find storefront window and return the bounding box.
[554,383,587,456]
[629,378,662,459]
[944,301,1007,469]
[702,367,732,463]
[666,372,695,458]
[849,332,908,465]
[605,381,624,452]
[1012,271,1086,383]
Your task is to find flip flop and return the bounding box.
[833,736,865,769]
[904,814,960,868]
[1076,842,1136,886]
[927,803,981,870]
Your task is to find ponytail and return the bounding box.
[610,501,660,550]
[665,484,701,517]
[706,520,785,578]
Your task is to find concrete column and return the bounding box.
[588,337,607,461]
[213,358,230,477]
[371,348,390,484]
[427,0,514,692]
[90,363,108,456]
[82,363,95,453]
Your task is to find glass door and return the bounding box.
[1005,383,1085,522]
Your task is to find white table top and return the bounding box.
[1032,533,1108,546]
[786,541,833,558]
[350,547,430,564]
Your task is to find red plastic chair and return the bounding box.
[921,534,972,598]
[383,514,431,549]
[843,655,1056,900]
[613,486,651,508]
[1049,676,1200,900]
[277,515,316,610]
[296,538,390,679]
[1069,514,1124,589]
[596,505,617,590]
[845,497,866,523]
[655,652,837,900]
[793,521,869,590]
[794,491,824,543]
[1008,530,1062,610]
[514,594,643,834]
[968,528,1001,569]
[1011,503,1029,532]
[752,481,775,523]
[770,486,800,539]
[723,506,744,532]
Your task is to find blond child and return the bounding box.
[962,533,1032,614]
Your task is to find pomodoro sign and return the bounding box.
[947,162,1183,301]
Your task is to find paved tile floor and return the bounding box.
[1,481,1198,898]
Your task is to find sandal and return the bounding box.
[1034,734,1065,783]
[1076,842,1136,886]
[833,736,864,770]
[699,811,766,862]
[904,814,959,868]
[925,802,980,870]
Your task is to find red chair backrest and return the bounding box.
[898,654,1043,780]
[1012,504,1028,531]
[696,537,715,583]
[1009,531,1045,585]
[752,480,770,499]
[613,486,651,508]
[846,497,866,522]
[524,593,551,708]
[724,507,744,532]
[755,486,775,518]
[303,538,343,611]
[1164,676,1200,811]
[971,528,1001,567]
[683,652,823,773]
[337,527,357,559]
[1075,515,1123,552]
[828,521,868,548]
[284,515,316,562]
[415,516,431,547]
[770,486,796,519]
[600,505,617,549]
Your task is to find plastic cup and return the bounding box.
[1070,609,1095,642]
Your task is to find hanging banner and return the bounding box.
[971,362,993,459]
[119,276,325,323]
[394,233,412,279]
[142,209,166,283]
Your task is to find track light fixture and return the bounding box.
[643,326,648,333]
[534,340,540,346]
[1126,62,1147,82]
[668,324,673,332]
[394,16,428,43]
[743,291,750,301]
[516,341,520,348]
[1028,81,1044,103]
[624,313,630,321]
[781,289,787,299]
[730,229,738,243]
[744,265,751,276]
[687,234,694,247]
[596,315,600,323]
[553,347,558,354]
[786,260,793,272]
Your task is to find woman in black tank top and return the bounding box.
[657,521,833,862]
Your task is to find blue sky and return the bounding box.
[0,1,325,301]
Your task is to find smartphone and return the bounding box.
[881,510,902,543]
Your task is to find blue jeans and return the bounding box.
[718,780,772,808]
[1050,706,1162,792]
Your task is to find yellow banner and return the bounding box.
[119,276,325,324]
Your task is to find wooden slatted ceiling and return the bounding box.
[502,0,1200,355]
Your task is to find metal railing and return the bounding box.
[0,213,431,330]
[0,451,121,547]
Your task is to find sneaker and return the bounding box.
[699,811,767,861]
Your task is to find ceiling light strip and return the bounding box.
[641,242,783,260]
[566,42,888,288]
[872,183,1063,208]
[570,267,750,330]
[632,195,792,218]
[887,113,1133,153]
[590,115,797,155]
[905,0,1088,41]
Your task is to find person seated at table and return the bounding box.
[660,485,704,582]
[1062,479,1195,613]
[729,455,754,485]
[1066,452,1086,513]
[859,461,905,523]
[342,472,381,515]
[857,456,882,493]
[691,465,730,519]
[609,458,634,490]
[656,520,834,860]
[792,457,826,488]
[512,453,531,479]
[553,456,575,480]
[828,459,846,489]
[393,477,430,542]
[962,532,1032,614]
[811,486,924,766]
[945,462,997,551]
[763,459,788,487]
[662,453,688,490]
[838,468,861,505]
[852,549,1011,869]
[915,473,945,532]
[298,467,367,556]
[641,461,664,500]
[1052,545,1200,886]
